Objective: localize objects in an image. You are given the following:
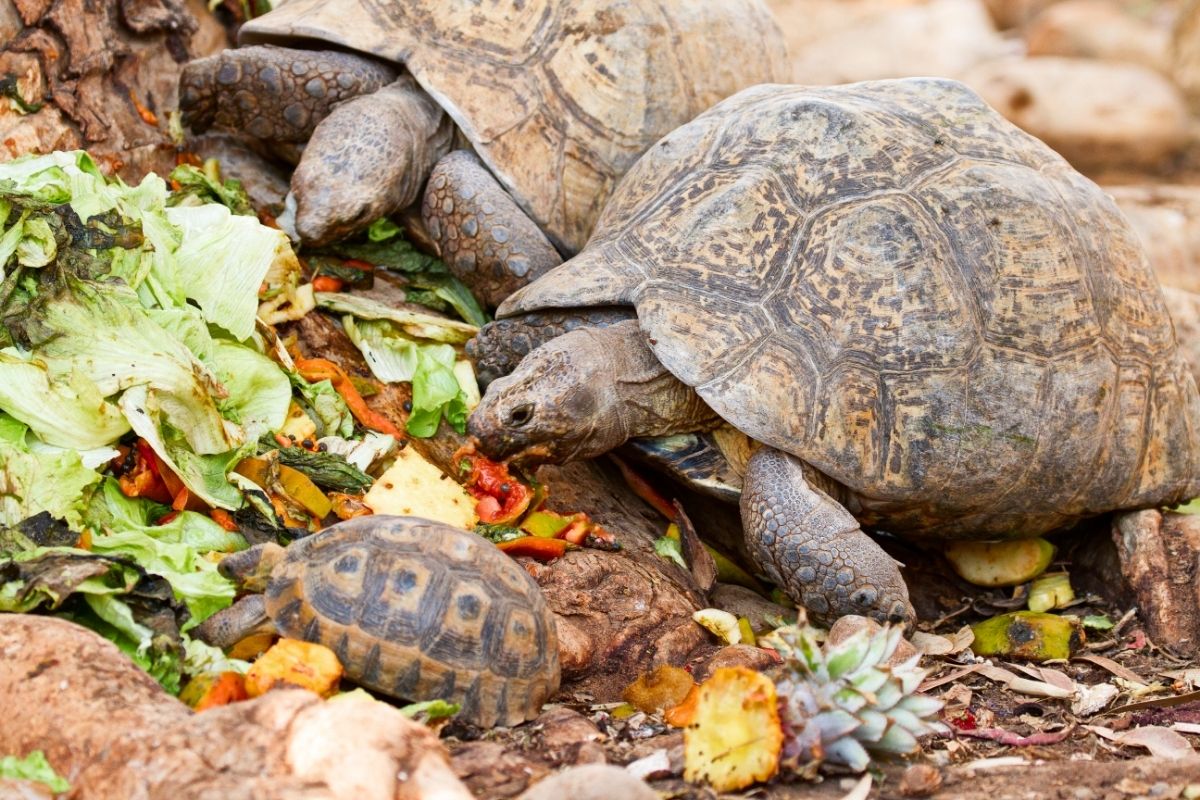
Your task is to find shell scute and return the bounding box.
[264,516,560,726]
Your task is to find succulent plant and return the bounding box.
[761,620,947,773]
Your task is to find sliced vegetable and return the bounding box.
[295,357,402,438]
[264,443,373,493]
[277,465,332,519]
[180,671,249,711]
[521,510,574,538]
[1027,571,1075,613]
[944,538,1055,587]
[244,638,343,698]
[460,453,533,525]
[623,664,696,714]
[495,536,568,561]
[970,611,1083,661]
[683,666,783,793]
[693,608,743,645]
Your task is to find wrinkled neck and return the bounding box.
[596,320,721,441]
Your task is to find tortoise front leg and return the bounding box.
[741,447,914,625]
[423,151,563,309]
[180,45,398,142]
[290,76,452,245]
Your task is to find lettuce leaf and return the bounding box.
[166,203,297,341]
[0,751,70,793]
[210,339,292,433]
[408,344,469,437]
[0,349,129,448]
[315,291,477,344]
[14,277,232,456]
[0,437,100,529]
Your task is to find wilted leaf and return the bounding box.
[1087,724,1196,759]
[1071,683,1119,716]
[1073,653,1147,685]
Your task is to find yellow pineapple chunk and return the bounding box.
[683,666,783,792]
[362,446,478,529]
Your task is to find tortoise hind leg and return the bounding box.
[179,45,398,142]
[741,447,914,625]
[423,151,563,309]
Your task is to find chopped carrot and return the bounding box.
[171,486,191,512]
[496,536,568,561]
[295,357,403,438]
[76,529,93,550]
[311,275,344,292]
[210,508,239,532]
[611,455,676,520]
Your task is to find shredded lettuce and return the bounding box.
[0,350,129,448]
[315,291,477,344]
[0,751,70,793]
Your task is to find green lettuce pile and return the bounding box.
[0,151,480,691]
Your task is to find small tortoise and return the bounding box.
[197,515,560,727]
[178,0,788,306]
[467,79,1200,625]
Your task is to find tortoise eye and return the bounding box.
[508,403,534,427]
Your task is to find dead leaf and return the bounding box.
[956,726,1074,746]
[1102,689,1200,716]
[673,501,716,595]
[1071,683,1120,716]
[1006,662,1075,693]
[1073,653,1148,685]
[911,631,954,655]
[975,665,1076,699]
[1160,669,1200,690]
[1086,724,1196,759]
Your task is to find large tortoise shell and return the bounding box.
[237,0,789,253]
[500,79,1200,539]
[265,516,559,727]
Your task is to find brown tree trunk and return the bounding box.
[0,0,228,180]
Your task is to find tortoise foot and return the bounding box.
[423,150,563,309]
[179,45,397,142]
[740,447,914,625]
[291,76,452,246]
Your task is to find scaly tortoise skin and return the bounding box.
[468,79,1200,624]
[214,516,560,727]
[181,0,789,305]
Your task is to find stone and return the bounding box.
[774,0,1009,85]
[961,57,1188,173]
[1025,0,1170,73]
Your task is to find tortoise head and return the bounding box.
[218,542,287,593]
[468,328,630,467]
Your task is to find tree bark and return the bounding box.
[0,0,228,180]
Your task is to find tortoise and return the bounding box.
[196,515,560,727]
[466,78,1200,625]
[178,0,789,307]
